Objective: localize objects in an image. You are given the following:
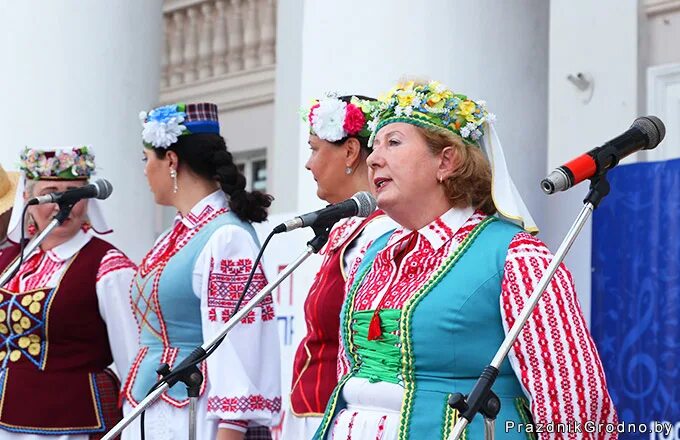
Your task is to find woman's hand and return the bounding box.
[216,427,245,440]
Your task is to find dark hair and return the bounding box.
[153,134,272,222]
[329,95,376,152]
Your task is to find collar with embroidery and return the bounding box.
[174,190,228,229]
[387,206,475,252]
[29,229,92,262]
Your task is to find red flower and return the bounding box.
[308,102,320,125]
[343,104,366,136]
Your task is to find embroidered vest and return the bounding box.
[0,238,116,435]
[124,211,260,407]
[290,211,386,415]
[315,218,537,440]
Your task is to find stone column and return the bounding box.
[0,0,163,261]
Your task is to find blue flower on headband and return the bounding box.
[139,104,187,148]
[148,104,186,123]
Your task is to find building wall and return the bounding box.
[547,0,640,322]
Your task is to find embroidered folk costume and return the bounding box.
[0,147,137,439]
[122,103,281,439]
[314,81,617,439]
[285,95,396,439]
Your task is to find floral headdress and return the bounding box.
[305,95,381,143]
[369,80,496,148]
[139,102,220,149]
[19,146,96,180]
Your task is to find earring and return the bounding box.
[26,215,37,236]
[170,169,178,193]
[345,166,353,175]
[437,175,443,184]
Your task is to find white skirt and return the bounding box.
[121,397,218,440]
[281,412,322,439]
[327,378,403,440]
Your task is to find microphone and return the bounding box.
[273,191,377,233]
[27,179,114,206]
[541,116,665,194]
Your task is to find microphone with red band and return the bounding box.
[541,116,666,194]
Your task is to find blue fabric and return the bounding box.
[184,120,220,134]
[316,219,533,439]
[592,158,680,438]
[129,211,259,403]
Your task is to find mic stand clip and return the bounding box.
[0,201,76,289]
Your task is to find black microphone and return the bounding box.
[27,179,114,206]
[541,116,665,194]
[273,191,377,233]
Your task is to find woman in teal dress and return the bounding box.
[314,80,618,439]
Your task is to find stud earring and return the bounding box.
[170,169,178,193]
[345,166,353,175]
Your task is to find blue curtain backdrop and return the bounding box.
[592,158,680,438]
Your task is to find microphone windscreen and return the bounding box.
[634,116,665,150]
[352,191,377,217]
[94,179,114,200]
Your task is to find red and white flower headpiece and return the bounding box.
[305,95,380,142]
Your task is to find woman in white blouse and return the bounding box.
[122,103,281,440]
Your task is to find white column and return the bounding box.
[0,0,163,262]
[548,0,639,322]
[295,0,550,225]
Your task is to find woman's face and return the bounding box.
[367,123,444,224]
[26,180,89,240]
[143,148,173,206]
[305,134,352,204]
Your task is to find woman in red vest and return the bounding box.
[283,95,396,438]
[0,146,137,439]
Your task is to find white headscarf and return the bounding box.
[6,174,112,243]
[480,121,538,234]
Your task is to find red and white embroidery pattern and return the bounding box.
[97,249,136,282]
[206,257,271,323]
[501,232,617,439]
[351,213,485,311]
[207,394,282,414]
[341,211,616,438]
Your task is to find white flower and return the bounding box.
[460,122,476,138]
[411,96,422,108]
[471,129,483,140]
[486,112,497,124]
[367,118,379,133]
[395,106,404,117]
[142,118,186,148]
[311,98,347,142]
[403,106,413,116]
[138,111,148,126]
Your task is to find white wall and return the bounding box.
[0,1,163,262]
[548,0,639,322]
[296,0,550,229]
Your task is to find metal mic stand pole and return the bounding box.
[0,203,75,289]
[447,175,611,440]
[102,226,332,440]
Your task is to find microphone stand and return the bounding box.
[0,202,75,289]
[102,225,333,440]
[447,174,611,440]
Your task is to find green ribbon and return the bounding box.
[352,308,403,384]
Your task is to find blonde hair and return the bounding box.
[417,126,496,215]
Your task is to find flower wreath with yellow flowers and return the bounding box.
[369,80,496,148]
